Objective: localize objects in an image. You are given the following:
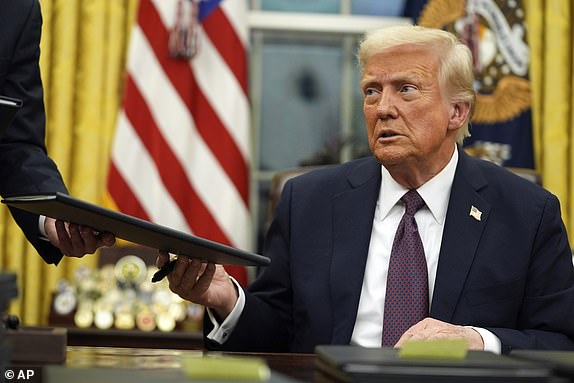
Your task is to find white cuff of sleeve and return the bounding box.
[206,276,246,344]
[38,215,49,240]
[469,326,501,354]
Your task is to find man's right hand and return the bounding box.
[156,251,239,320]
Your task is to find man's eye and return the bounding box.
[364,88,379,96]
[400,84,417,92]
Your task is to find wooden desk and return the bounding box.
[65,329,316,381]
[66,327,204,350]
[61,346,316,382]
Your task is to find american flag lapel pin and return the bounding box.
[469,205,482,221]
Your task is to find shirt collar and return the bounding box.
[376,146,458,224]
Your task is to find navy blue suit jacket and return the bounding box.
[206,149,574,354]
[0,0,67,264]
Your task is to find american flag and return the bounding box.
[107,0,250,285]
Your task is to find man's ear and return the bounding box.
[448,101,471,131]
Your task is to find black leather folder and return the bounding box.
[2,192,270,267]
[511,350,574,381]
[315,345,552,383]
[0,95,22,139]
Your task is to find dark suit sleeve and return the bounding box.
[204,181,295,352]
[486,194,574,353]
[0,0,67,264]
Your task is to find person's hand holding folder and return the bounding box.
[43,217,115,258]
[156,251,239,321]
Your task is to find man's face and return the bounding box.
[361,45,459,178]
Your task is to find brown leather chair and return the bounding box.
[268,166,320,224]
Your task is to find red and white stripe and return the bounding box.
[108,0,250,285]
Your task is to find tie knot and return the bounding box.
[401,190,425,216]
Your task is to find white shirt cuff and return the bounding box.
[206,276,245,344]
[470,326,501,354]
[38,215,49,240]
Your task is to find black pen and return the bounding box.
[152,259,177,283]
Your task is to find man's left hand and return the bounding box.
[44,217,115,257]
[395,318,484,350]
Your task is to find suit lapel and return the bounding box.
[330,158,381,344]
[430,149,491,322]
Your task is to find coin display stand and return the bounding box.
[49,254,204,333]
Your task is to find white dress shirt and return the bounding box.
[349,150,455,345]
[209,148,500,353]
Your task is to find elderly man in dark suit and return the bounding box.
[0,0,114,263]
[158,25,574,355]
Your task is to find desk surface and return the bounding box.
[66,327,204,350]
[16,345,574,383]
[62,346,316,382]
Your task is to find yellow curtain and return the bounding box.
[0,0,138,325]
[526,0,574,237]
